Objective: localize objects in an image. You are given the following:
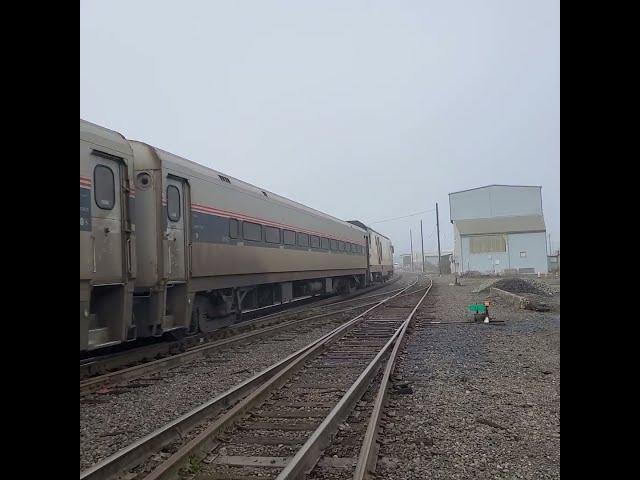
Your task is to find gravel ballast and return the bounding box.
[79,278,412,472]
[80,313,360,471]
[376,275,560,479]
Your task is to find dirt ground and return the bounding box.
[376,274,560,479]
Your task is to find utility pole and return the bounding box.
[548,233,552,254]
[409,229,414,272]
[436,202,442,275]
[420,220,425,273]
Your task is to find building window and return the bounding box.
[167,185,181,222]
[520,251,527,258]
[283,229,296,245]
[243,221,262,241]
[338,241,345,252]
[310,235,320,248]
[550,257,558,263]
[265,226,281,244]
[321,237,330,250]
[330,239,338,251]
[297,232,309,247]
[229,219,239,239]
[94,165,115,210]
[469,235,507,253]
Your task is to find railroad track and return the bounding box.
[80,276,431,480]
[80,276,405,380]
[80,276,408,396]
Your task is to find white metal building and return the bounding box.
[449,185,548,275]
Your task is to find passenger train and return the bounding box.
[80,119,394,351]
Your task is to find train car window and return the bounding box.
[243,221,262,241]
[321,237,330,250]
[166,185,181,222]
[229,219,239,239]
[297,232,309,247]
[265,226,281,244]
[338,241,345,251]
[283,229,296,245]
[330,239,338,251]
[94,165,115,210]
[310,235,320,248]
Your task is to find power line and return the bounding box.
[369,208,436,225]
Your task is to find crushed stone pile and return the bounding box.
[473,277,554,296]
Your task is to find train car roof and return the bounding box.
[346,220,391,241]
[147,144,368,234]
[80,118,133,158]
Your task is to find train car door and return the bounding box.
[91,152,125,282]
[164,176,189,282]
[163,175,192,333]
[86,149,131,348]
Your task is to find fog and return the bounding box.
[81,0,559,258]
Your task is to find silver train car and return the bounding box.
[80,119,394,351]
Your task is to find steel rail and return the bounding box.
[352,279,433,480]
[277,279,433,480]
[80,278,405,395]
[137,280,419,480]
[80,279,418,480]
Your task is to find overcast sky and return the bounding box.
[81,0,559,257]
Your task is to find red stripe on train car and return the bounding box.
[191,203,365,246]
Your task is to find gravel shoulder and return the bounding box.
[376,275,560,479]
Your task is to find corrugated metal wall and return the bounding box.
[459,231,548,274]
